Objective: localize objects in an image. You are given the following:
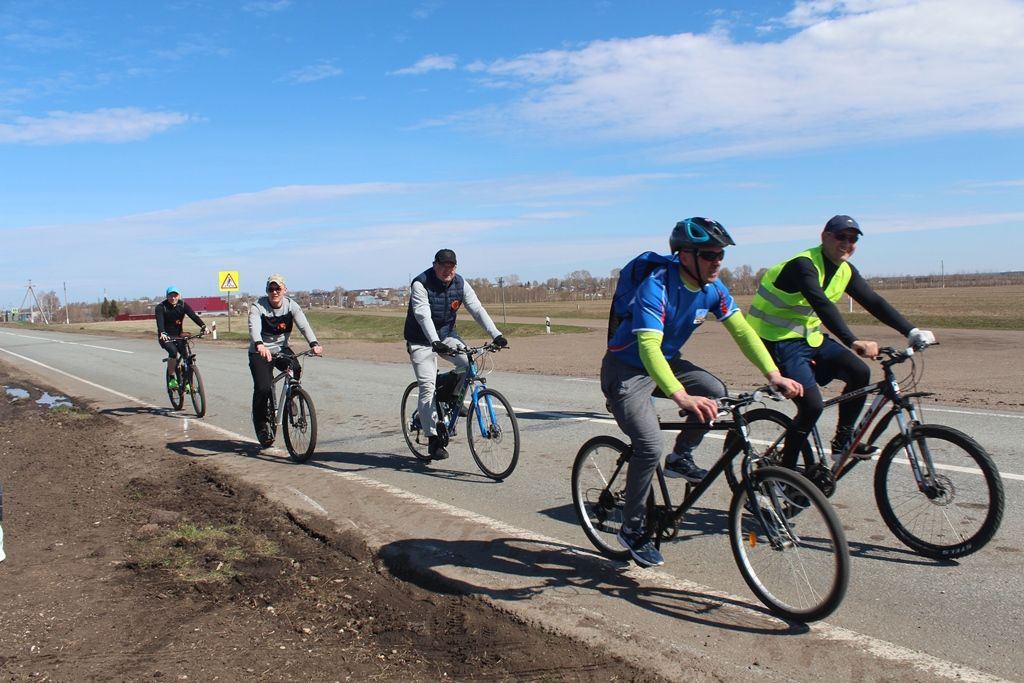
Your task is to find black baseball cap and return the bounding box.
[823,215,863,235]
[433,248,457,265]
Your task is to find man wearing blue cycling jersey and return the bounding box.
[603,217,802,568]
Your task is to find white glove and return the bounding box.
[907,328,935,350]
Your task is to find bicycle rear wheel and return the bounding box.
[874,424,1004,559]
[729,466,849,622]
[571,436,631,561]
[283,386,317,463]
[166,363,184,410]
[400,381,432,462]
[467,388,520,480]
[188,365,206,418]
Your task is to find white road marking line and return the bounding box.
[925,407,1024,420]
[1,331,133,354]
[287,486,327,514]
[0,346,1015,681]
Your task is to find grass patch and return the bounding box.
[132,521,280,585]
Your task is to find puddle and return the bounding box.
[4,386,30,400]
[36,392,74,409]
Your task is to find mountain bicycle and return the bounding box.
[723,343,1004,560]
[572,388,850,622]
[163,332,207,418]
[400,342,520,480]
[261,349,319,463]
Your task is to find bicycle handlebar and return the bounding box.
[878,341,938,364]
[164,331,209,342]
[271,349,320,361]
[437,341,508,357]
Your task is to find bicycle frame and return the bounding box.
[269,351,310,429]
[646,393,793,547]
[437,345,502,437]
[797,346,942,493]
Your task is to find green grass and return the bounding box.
[131,521,280,585]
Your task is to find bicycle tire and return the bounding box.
[874,424,1004,559]
[400,381,432,462]
[283,386,318,463]
[467,388,520,480]
[723,408,796,491]
[729,466,849,622]
[188,365,207,418]
[166,364,184,410]
[571,435,632,561]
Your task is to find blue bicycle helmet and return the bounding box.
[669,217,735,253]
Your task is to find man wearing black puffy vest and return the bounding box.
[403,249,507,460]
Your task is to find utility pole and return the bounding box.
[497,277,507,324]
[62,282,70,324]
[21,280,50,325]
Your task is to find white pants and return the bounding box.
[408,338,470,436]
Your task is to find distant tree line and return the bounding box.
[13,270,1023,324]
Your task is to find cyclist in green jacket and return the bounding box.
[747,215,936,469]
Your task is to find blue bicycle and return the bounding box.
[400,342,520,480]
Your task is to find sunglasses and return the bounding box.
[697,250,725,262]
[266,286,283,293]
[830,232,859,244]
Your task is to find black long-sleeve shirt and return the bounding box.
[772,257,913,347]
[155,300,205,338]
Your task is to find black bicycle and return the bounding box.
[163,332,207,418]
[262,349,319,463]
[723,343,1004,560]
[400,342,520,480]
[572,388,850,622]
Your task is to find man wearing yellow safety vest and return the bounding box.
[747,215,936,468]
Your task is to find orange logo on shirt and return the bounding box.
[451,300,462,311]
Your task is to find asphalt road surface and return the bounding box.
[2,328,1021,682]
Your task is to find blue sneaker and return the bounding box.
[617,526,664,568]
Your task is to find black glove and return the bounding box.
[492,335,508,348]
[431,340,449,354]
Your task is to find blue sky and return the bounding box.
[3,0,1023,306]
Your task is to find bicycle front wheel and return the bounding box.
[467,388,520,480]
[571,436,632,561]
[729,466,849,622]
[723,408,794,492]
[874,424,1004,559]
[400,381,432,462]
[166,364,184,410]
[188,366,207,418]
[283,387,317,463]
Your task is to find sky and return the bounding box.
[3,0,1023,306]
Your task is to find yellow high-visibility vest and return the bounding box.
[747,246,851,348]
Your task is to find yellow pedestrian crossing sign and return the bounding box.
[219,271,240,292]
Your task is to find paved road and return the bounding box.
[2,328,1021,682]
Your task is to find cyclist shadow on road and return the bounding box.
[166,438,263,459]
[380,536,810,635]
[100,405,186,419]
[308,449,512,483]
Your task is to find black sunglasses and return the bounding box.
[697,250,725,262]
[830,232,859,244]
[266,285,283,293]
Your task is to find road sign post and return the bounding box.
[218,271,240,333]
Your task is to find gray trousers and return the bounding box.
[408,338,470,437]
[600,352,727,531]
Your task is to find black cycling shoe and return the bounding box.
[428,436,449,461]
[257,424,275,448]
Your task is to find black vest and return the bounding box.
[403,270,465,345]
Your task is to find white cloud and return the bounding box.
[390,54,458,76]
[458,0,1024,155]
[282,63,344,83]
[0,107,192,144]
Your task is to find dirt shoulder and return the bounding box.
[0,366,663,682]
[324,325,1024,411]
